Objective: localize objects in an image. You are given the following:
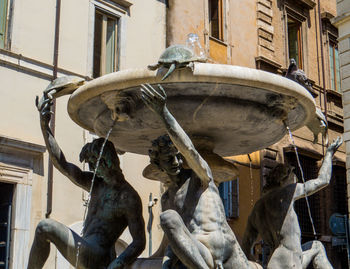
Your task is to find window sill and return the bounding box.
[294,0,316,9]
[209,36,227,47]
[321,11,335,21]
[326,89,342,98]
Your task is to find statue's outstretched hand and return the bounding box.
[326,136,343,155]
[35,94,53,124]
[140,83,167,115]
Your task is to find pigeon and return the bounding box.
[286,58,314,93]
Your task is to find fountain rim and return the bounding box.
[68,62,316,133]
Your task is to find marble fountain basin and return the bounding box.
[67,63,315,182]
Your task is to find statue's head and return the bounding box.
[79,138,120,177]
[263,163,296,192]
[149,135,183,176]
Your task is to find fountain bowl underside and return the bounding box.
[68,63,316,157]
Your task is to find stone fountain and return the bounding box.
[61,60,319,268]
[67,62,316,185]
[30,38,331,269]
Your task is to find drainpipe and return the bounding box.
[46,0,61,218]
[317,0,328,121]
[314,6,325,156]
[165,0,171,47]
[317,0,328,158]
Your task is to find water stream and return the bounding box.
[285,124,317,238]
[248,154,254,207]
[75,126,114,268]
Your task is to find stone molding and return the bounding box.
[0,163,32,185]
[257,0,274,55]
[0,135,46,156]
[108,0,133,8]
[297,0,316,9]
[332,11,350,27]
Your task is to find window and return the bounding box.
[0,182,13,269]
[332,166,347,215]
[93,9,119,78]
[285,153,320,237]
[209,0,223,41]
[0,0,8,49]
[219,179,239,218]
[329,41,341,92]
[287,16,303,69]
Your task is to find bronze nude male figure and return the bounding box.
[141,84,258,269]
[242,137,342,269]
[28,94,145,269]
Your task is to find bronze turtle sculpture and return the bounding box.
[43,76,85,99]
[36,76,85,109]
[148,44,206,81]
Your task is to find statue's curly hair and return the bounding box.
[79,138,120,168]
[148,135,181,170]
[263,163,294,192]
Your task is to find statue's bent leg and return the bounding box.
[160,210,213,269]
[28,219,108,269]
[302,240,333,269]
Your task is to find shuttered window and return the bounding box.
[209,0,224,41]
[329,41,341,92]
[0,0,8,49]
[219,179,239,218]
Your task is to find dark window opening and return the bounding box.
[209,0,223,41]
[332,166,347,215]
[285,153,320,237]
[0,182,14,269]
[287,17,303,69]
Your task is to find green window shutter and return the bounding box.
[335,47,341,92]
[329,44,335,90]
[105,17,118,74]
[105,18,116,74]
[288,24,299,67]
[0,0,8,49]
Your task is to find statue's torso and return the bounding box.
[173,173,241,264]
[253,184,302,266]
[83,180,134,248]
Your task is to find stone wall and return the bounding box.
[333,0,350,217]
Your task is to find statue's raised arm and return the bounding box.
[36,93,93,191]
[29,78,146,269]
[294,136,342,200]
[141,84,258,269]
[141,83,212,187]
